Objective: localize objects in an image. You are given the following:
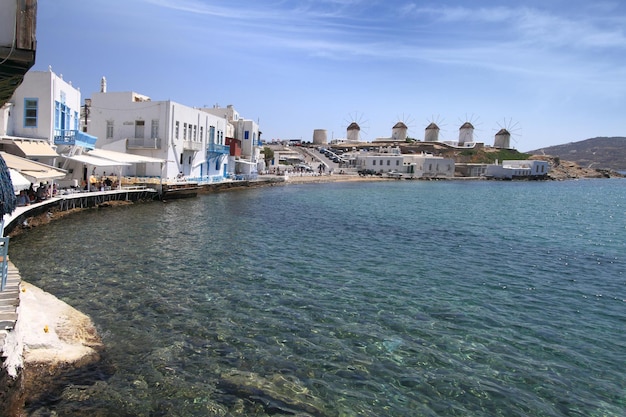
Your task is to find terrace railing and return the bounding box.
[54,129,98,149]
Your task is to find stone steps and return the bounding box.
[0,262,21,356]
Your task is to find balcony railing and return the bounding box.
[183,140,202,151]
[54,129,98,149]
[127,137,162,149]
[208,142,230,155]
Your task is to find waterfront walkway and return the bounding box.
[2,187,158,236]
[0,187,157,364]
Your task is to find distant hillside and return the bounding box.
[528,137,626,171]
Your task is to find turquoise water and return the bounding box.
[8,179,626,416]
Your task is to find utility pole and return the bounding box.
[83,99,90,132]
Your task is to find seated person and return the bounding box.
[16,190,30,206]
[35,183,47,202]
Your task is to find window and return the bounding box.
[387,160,390,166]
[193,125,197,141]
[151,120,159,139]
[175,121,180,139]
[209,126,215,143]
[396,160,400,166]
[24,98,38,127]
[54,102,61,129]
[135,120,145,139]
[373,160,376,166]
[183,123,187,140]
[106,121,114,138]
[244,130,249,140]
[54,101,70,130]
[200,126,204,142]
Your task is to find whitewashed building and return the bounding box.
[0,68,91,165]
[0,68,92,186]
[85,86,231,182]
[485,160,549,179]
[356,147,455,178]
[201,104,261,178]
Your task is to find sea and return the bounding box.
[8,179,626,417]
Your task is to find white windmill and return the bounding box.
[424,115,446,142]
[458,114,481,146]
[391,114,416,141]
[493,118,521,149]
[343,112,369,143]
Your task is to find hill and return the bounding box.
[528,137,626,171]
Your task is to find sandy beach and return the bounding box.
[269,172,393,184]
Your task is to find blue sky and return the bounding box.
[34,0,626,151]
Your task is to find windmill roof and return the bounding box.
[393,122,407,129]
[460,122,474,129]
[426,122,440,130]
[496,128,510,135]
[347,122,360,131]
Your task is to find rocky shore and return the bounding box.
[1,281,103,416]
[528,155,624,180]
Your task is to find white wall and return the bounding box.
[8,70,81,143]
[357,154,455,178]
[88,92,227,179]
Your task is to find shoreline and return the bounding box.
[1,170,622,414]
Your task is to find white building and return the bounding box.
[201,104,261,178]
[0,68,93,186]
[0,68,89,165]
[485,160,549,179]
[86,88,231,182]
[356,147,455,178]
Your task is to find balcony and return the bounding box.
[127,137,162,150]
[54,129,98,149]
[208,143,230,154]
[183,140,202,152]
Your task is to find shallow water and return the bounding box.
[9,179,626,416]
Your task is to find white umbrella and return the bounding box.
[9,168,31,193]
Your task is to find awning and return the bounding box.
[61,154,131,167]
[88,149,165,164]
[235,159,257,165]
[9,169,31,192]
[7,138,58,158]
[1,151,66,182]
[193,159,206,168]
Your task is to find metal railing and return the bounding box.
[127,137,162,149]
[54,129,98,149]
[208,143,230,154]
[183,140,202,151]
[0,237,9,291]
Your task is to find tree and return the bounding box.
[262,147,274,169]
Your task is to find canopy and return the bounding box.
[235,159,257,165]
[9,169,31,192]
[61,154,131,167]
[193,159,206,168]
[0,151,67,182]
[87,149,165,164]
[5,138,58,158]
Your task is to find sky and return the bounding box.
[33,0,626,151]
